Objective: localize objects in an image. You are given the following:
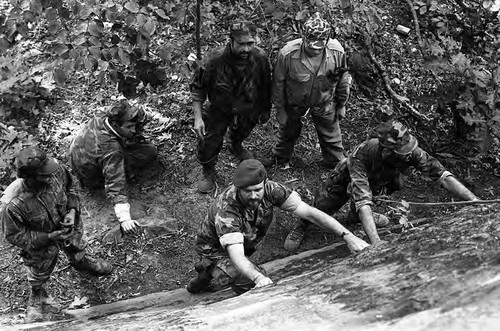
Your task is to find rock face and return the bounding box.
[13,204,500,331]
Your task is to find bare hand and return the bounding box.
[121,219,140,234]
[193,117,205,141]
[48,229,73,242]
[62,209,76,228]
[277,108,287,126]
[344,233,370,253]
[336,105,346,121]
[254,275,273,288]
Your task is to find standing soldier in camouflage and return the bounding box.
[263,12,352,169]
[283,120,479,251]
[190,19,272,193]
[186,159,368,295]
[68,100,158,234]
[0,147,112,322]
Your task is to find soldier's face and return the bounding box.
[238,181,265,210]
[116,120,137,139]
[231,34,256,59]
[35,173,53,185]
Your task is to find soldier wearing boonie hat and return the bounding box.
[1,146,112,322]
[262,12,353,170]
[190,18,272,194]
[187,159,369,295]
[68,99,158,235]
[283,120,479,251]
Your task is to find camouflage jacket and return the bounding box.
[347,138,449,211]
[273,38,351,110]
[190,44,272,118]
[195,180,300,260]
[69,116,133,204]
[1,165,80,251]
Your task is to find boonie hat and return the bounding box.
[376,121,418,154]
[16,146,59,175]
[233,159,267,188]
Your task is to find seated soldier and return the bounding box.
[68,100,158,234]
[187,159,369,295]
[283,120,479,251]
[0,147,112,322]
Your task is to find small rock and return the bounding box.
[392,78,401,85]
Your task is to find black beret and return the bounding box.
[233,159,267,188]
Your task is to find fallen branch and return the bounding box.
[364,37,430,121]
[375,198,500,207]
[403,0,424,47]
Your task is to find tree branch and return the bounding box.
[404,0,424,47]
[375,198,500,207]
[363,36,430,121]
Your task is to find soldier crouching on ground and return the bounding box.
[0,147,112,322]
[187,159,368,295]
[68,99,158,235]
[283,120,479,251]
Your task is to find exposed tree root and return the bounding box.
[404,0,424,48]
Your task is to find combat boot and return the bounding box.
[283,220,310,251]
[25,286,48,322]
[198,165,216,193]
[261,152,289,168]
[228,142,253,161]
[72,256,113,276]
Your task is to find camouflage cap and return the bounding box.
[229,19,257,39]
[376,120,418,154]
[303,12,331,49]
[107,100,146,123]
[233,159,267,188]
[16,146,59,176]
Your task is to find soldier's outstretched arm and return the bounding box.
[291,201,369,252]
[226,243,272,288]
[441,175,478,201]
[358,205,384,246]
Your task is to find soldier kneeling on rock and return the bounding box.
[0,147,113,322]
[283,120,479,251]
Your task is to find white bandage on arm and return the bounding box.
[438,171,454,186]
[219,232,244,249]
[114,202,132,223]
[279,191,302,212]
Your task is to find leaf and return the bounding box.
[118,48,130,66]
[89,46,101,57]
[88,36,101,46]
[96,70,106,86]
[68,296,89,310]
[0,36,10,53]
[45,7,58,21]
[125,1,140,13]
[140,18,155,38]
[155,8,168,19]
[52,43,69,55]
[79,5,93,19]
[125,14,136,27]
[23,10,35,21]
[53,68,66,85]
[88,20,104,37]
[84,56,98,71]
[136,13,148,26]
[157,44,172,61]
[47,20,61,34]
[75,21,88,35]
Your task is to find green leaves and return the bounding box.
[125,1,140,14]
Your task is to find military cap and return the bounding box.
[16,146,59,175]
[376,120,418,154]
[303,12,331,49]
[107,100,146,123]
[229,19,257,39]
[233,159,267,188]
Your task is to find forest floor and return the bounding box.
[1,0,500,327]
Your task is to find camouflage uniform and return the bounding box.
[193,180,300,293]
[1,165,89,287]
[68,115,158,205]
[271,13,352,165]
[314,138,451,218]
[190,44,272,167]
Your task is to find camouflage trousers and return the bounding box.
[197,105,260,166]
[193,256,267,295]
[70,141,158,188]
[274,101,345,165]
[21,219,87,287]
